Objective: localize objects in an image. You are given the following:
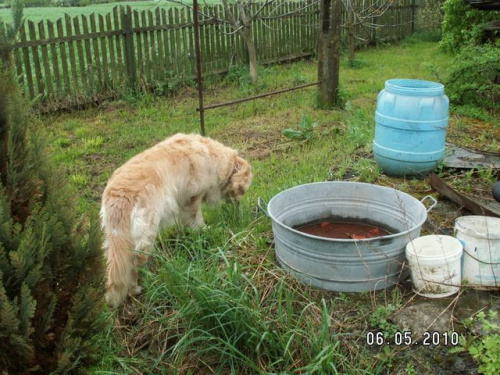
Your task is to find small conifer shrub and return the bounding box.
[1,8,108,373]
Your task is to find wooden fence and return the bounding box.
[8,0,416,109]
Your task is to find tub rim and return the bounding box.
[261,181,432,243]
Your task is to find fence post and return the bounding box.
[411,0,416,34]
[122,6,136,91]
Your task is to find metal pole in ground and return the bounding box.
[193,0,206,136]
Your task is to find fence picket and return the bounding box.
[113,7,125,85]
[179,8,190,77]
[47,20,61,93]
[186,7,195,76]
[37,21,52,96]
[14,37,24,88]
[174,8,184,74]
[89,14,101,90]
[81,15,95,91]
[19,25,34,98]
[72,17,87,92]
[154,7,165,81]
[98,14,110,88]
[133,10,144,87]
[139,10,151,85]
[56,18,70,95]
[168,8,180,77]
[105,12,117,88]
[28,21,44,95]
[65,14,79,95]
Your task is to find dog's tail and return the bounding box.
[101,196,135,309]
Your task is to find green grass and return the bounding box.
[35,39,499,374]
[0,1,214,23]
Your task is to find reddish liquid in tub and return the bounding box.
[295,220,392,239]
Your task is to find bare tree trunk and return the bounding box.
[240,25,258,83]
[317,0,342,108]
[223,0,259,84]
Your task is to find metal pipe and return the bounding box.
[193,0,206,136]
[198,81,322,111]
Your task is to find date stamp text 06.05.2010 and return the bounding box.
[366,331,460,347]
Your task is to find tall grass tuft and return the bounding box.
[132,220,347,374]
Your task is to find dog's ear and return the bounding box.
[233,157,244,173]
[232,156,251,177]
[226,156,252,200]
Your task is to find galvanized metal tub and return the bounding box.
[259,182,435,292]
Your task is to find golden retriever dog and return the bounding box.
[100,133,252,308]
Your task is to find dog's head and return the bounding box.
[223,155,252,201]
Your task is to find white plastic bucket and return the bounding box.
[454,216,500,288]
[405,235,463,298]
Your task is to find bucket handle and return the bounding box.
[257,197,270,217]
[421,195,438,213]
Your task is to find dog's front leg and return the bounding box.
[182,194,205,228]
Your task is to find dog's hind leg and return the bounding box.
[129,211,159,296]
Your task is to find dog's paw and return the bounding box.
[106,292,122,310]
[129,286,142,296]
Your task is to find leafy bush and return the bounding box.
[445,42,500,110]
[440,0,500,111]
[441,0,500,54]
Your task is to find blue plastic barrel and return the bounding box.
[373,79,449,176]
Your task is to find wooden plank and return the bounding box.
[12,29,123,48]
[296,1,304,54]
[57,18,70,95]
[47,20,61,95]
[82,14,95,91]
[174,7,183,74]
[285,1,291,57]
[19,24,34,99]
[429,173,500,218]
[140,10,152,84]
[28,21,44,96]
[186,6,195,76]
[14,34,24,88]
[122,6,136,90]
[98,14,110,88]
[154,7,165,79]
[160,7,171,78]
[66,14,79,94]
[213,6,224,71]
[73,16,87,92]
[133,10,144,86]
[234,4,243,64]
[290,1,296,57]
[105,12,117,88]
[253,3,262,62]
[38,21,53,97]
[179,7,190,76]
[168,7,178,76]
[206,6,216,71]
[89,14,102,89]
[113,7,125,85]
[201,6,214,73]
[280,1,286,58]
[147,9,158,80]
[272,3,279,61]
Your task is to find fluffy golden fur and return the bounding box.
[100,133,252,308]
